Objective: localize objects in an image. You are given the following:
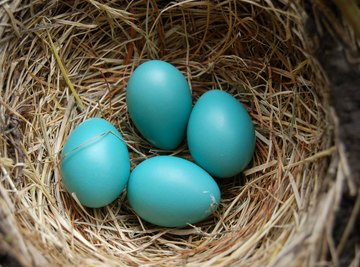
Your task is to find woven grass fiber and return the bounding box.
[0,0,353,266]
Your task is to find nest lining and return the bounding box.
[0,0,336,266]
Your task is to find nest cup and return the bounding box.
[0,1,340,266]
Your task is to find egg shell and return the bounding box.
[187,90,256,178]
[61,118,130,208]
[127,156,220,227]
[126,60,192,150]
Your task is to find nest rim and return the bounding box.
[0,1,349,266]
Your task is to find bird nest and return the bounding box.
[0,1,344,266]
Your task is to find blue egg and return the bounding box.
[187,90,256,178]
[60,118,130,208]
[127,156,221,227]
[126,60,192,150]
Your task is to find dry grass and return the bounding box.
[0,0,349,266]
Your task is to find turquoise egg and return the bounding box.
[127,156,220,227]
[126,60,192,150]
[60,118,130,208]
[187,90,256,178]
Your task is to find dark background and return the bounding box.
[307,0,360,266]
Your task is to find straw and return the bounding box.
[0,0,351,266]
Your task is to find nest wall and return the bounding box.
[0,1,343,266]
